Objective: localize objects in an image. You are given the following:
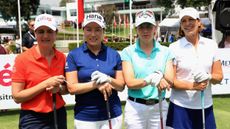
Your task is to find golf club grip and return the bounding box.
[53,93,58,129]
[106,100,112,129]
[106,100,111,119]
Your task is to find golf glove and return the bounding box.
[144,70,163,86]
[194,71,211,83]
[91,71,112,85]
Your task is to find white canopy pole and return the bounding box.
[17,0,22,53]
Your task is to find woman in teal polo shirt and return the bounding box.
[121,10,174,129]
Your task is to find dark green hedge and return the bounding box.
[68,42,171,51]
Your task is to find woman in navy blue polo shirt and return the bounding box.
[65,12,125,129]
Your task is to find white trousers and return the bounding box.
[124,99,169,129]
[74,115,122,129]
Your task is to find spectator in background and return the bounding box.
[166,7,223,129]
[12,14,68,129]
[218,32,230,48]
[4,40,16,54]
[0,44,7,54]
[65,12,125,129]
[170,34,175,43]
[15,35,21,53]
[121,10,174,129]
[22,20,36,51]
[3,37,9,44]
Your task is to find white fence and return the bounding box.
[0,49,230,109]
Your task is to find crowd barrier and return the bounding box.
[0,49,230,109]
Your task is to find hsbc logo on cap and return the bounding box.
[83,13,106,28]
[37,16,52,22]
[137,10,154,18]
[86,14,103,22]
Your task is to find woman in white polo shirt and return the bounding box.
[166,7,223,129]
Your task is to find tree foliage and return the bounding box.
[156,0,174,10]
[176,0,212,8]
[157,0,212,10]
[97,4,117,28]
[0,0,39,21]
[0,0,39,37]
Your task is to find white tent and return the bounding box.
[0,18,14,29]
[159,18,180,27]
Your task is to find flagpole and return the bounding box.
[129,0,132,45]
[123,15,125,41]
[112,20,114,42]
[115,16,116,38]
[76,0,79,47]
[17,0,22,53]
[119,14,121,41]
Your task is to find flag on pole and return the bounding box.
[113,16,117,28]
[119,14,122,28]
[123,15,126,28]
[126,16,129,28]
[78,0,84,24]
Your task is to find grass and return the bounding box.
[213,95,230,129]
[0,96,230,129]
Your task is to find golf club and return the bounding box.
[52,93,58,129]
[105,96,112,129]
[158,90,164,129]
[201,91,205,129]
[64,79,71,85]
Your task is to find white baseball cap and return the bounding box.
[34,14,58,31]
[82,13,106,28]
[135,10,156,27]
[179,7,200,21]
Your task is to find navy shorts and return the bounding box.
[166,102,216,129]
[19,106,67,129]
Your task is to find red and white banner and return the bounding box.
[0,49,230,109]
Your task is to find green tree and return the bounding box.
[97,4,117,29]
[176,0,212,8]
[156,0,212,18]
[0,0,39,36]
[156,0,174,10]
[157,0,212,11]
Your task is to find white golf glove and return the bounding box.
[91,71,112,85]
[144,70,163,86]
[194,71,211,83]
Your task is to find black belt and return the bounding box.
[128,96,162,105]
